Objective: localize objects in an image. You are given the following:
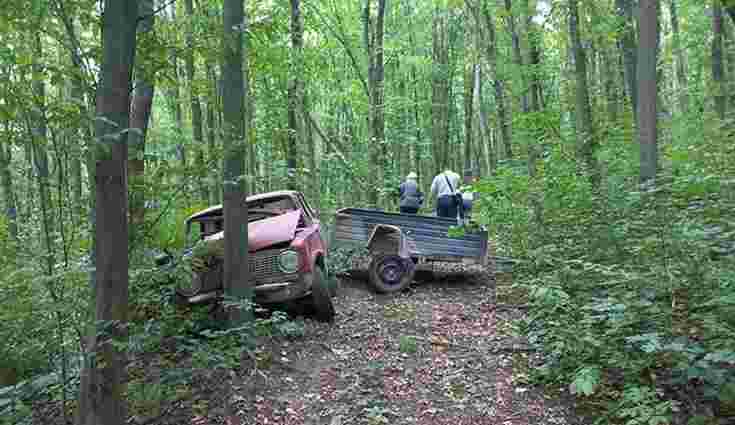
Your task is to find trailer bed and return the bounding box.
[332,208,488,263]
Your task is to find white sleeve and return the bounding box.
[430,176,437,197]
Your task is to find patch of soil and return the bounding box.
[28,272,588,425]
[222,273,588,425]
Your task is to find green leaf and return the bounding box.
[569,366,600,397]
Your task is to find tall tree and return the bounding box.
[288,0,304,191]
[479,0,511,159]
[0,124,18,242]
[638,0,659,183]
[463,3,475,175]
[431,6,450,173]
[128,0,155,230]
[364,0,387,206]
[568,0,598,185]
[30,27,55,277]
[669,0,688,114]
[186,0,208,201]
[504,0,528,113]
[616,0,637,120]
[222,0,250,322]
[713,0,727,121]
[75,1,138,424]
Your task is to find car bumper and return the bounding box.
[179,271,313,305]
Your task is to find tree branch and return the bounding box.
[304,2,370,97]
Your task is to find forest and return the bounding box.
[1,0,735,424]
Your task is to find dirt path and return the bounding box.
[222,273,587,425]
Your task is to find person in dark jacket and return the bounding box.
[399,172,423,214]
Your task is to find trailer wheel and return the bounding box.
[368,255,415,293]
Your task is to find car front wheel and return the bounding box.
[310,265,335,322]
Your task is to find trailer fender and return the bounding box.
[366,224,413,259]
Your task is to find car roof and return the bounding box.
[185,190,303,223]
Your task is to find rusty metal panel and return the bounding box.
[333,208,488,260]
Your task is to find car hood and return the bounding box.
[202,209,302,252]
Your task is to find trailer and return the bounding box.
[331,208,492,293]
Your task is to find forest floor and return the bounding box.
[215,271,587,425]
[31,271,589,425]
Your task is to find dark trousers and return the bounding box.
[436,195,458,218]
[400,206,419,214]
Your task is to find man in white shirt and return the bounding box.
[430,169,461,218]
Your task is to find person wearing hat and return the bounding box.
[398,172,424,214]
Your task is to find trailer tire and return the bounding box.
[368,255,415,293]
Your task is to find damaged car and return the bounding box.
[175,190,336,322]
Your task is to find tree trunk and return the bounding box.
[480,1,511,159]
[669,0,688,115]
[638,0,659,183]
[206,63,221,204]
[129,0,154,233]
[76,1,138,424]
[463,3,474,175]
[222,0,250,323]
[504,0,528,113]
[288,0,304,191]
[569,0,598,186]
[724,15,735,111]
[168,3,186,195]
[184,0,208,202]
[616,0,637,122]
[364,0,387,207]
[0,124,17,242]
[713,0,727,121]
[31,32,54,274]
[432,7,450,174]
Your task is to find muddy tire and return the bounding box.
[310,265,335,322]
[368,255,415,293]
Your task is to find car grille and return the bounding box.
[191,248,299,293]
[250,249,299,285]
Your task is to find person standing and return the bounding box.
[460,172,478,225]
[430,169,461,218]
[398,172,423,214]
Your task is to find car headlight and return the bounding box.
[278,250,300,273]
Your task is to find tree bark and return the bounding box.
[31,32,55,275]
[432,7,450,174]
[479,1,511,159]
[167,3,187,196]
[669,0,688,115]
[616,0,637,122]
[288,0,304,191]
[184,0,208,202]
[463,4,474,176]
[0,124,18,242]
[569,0,598,186]
[76,1,138,424]
[128,0,155,232]
[713,0,727,121]
[206,64,221,204]
[222,0,250,323]
[364,0,387,207]
[638,0,658,183]
[504,0,528,113]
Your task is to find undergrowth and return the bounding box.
[474,133,735,423]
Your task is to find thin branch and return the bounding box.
[304,2,369,97]
[139,0,177,22]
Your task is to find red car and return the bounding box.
[175,191,336,322]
